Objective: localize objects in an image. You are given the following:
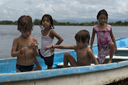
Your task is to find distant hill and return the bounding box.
[57,18,95,23]
[57,18,128,23]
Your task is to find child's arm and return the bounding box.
[50,29,63,52]
[90,28,96,51]
[110,28,117,52]
[11,38,19,57]
[31,38,39,56]
[50,29,63,45]
[88,48,98,65]
[45,45,76,51]
[11,38,27,57]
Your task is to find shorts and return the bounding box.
[16,64,34,72]
[38,49,54,66]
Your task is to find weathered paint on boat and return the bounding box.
[0,37,128,85]
[1,61,128,85]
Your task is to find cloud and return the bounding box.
[0,0,11,6]
[0,0,128,22]
[25,0,33,5]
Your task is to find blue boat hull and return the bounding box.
[0,37,128,84]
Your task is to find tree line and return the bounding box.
[0,19,128,26]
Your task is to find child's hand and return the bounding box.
[21,47,28,54]
[31,42,38,49]
[51,48,55,52]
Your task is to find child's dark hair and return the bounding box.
[97,9,108,19]
[75,30,90,44]
[17,15,33,32]
[40,14,54,29]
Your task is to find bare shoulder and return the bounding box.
[74,45,79,50]
[50,29,55,34]
[49,29,63,40]
[12,37,20,48]
[87,47,93,55]
[13,37,19,43]
[32,37,37,40]
[50,29,59,35]
[32,37,37,42]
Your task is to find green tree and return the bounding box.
[34,19,41,25]
[115,21,122,25]
[53,19,58,25]
[13,21,17,25]
[0,20,13,24]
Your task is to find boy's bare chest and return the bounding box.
[18,39,33,49]
[18,40,34,55]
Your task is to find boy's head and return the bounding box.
[75,30,90,44]
[17,15,33,32]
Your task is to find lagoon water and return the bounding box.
[0,25,127,59]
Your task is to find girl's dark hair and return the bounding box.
[97,9,108,19]
[17,15,33,32]
[40,14,54,29]
[75,30,90,44]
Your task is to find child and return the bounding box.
[11,15,42,72]
[39,14,63,69]
[90,9,117,64]
[45,30,98,67]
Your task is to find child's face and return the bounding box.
[21,30,32,38]
[42,17,51,29]
[76,40,86,49]
[97,14,108,25]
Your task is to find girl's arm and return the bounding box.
[50,29,63,45]
[110,28,117,51]
[90,28,96,50]
[45,45,76,51]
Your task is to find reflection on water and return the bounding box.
[0,25,128,59]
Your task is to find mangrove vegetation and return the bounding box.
[0,19,128,26]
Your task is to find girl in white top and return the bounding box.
[39,14,63,69]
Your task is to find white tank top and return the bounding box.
[40,29,54,57]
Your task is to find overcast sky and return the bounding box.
[0,0,128,22]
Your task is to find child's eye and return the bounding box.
[47,20,50,22]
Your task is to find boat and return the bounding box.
[0,37,128,85]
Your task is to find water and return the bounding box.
[0,25,128,59]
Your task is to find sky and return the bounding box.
[0,0,128,22]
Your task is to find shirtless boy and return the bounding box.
[11,15,42,72]
[45,30,98,67]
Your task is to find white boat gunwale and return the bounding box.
[0,60,128,83]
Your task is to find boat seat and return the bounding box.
[117,48,128,51]
[96,56,128,60]
[57,62,95,67]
